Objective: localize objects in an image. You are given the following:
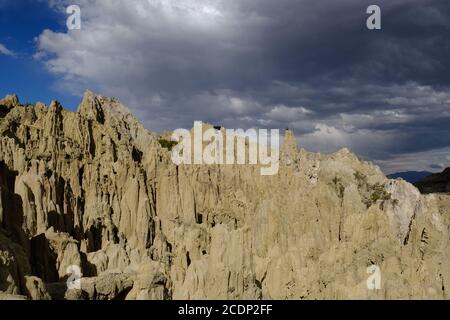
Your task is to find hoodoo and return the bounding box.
[0,91,450,300]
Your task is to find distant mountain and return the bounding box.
[415,168,450,194]
[388,171,433,183]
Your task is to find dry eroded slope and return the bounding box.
[1,92,450,300]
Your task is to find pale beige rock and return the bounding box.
[0,94,19,109]
[0,230,31,295]
[24,276,51,300]
[0,292,27,300]
[80,273,134,300]
[0,91,449,300]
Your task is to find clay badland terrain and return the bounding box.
[0,91,449,300]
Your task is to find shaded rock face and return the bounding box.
[415,168,450,194]
[0,91,450,300]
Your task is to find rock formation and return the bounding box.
[415,168,450,194]
[0,91,450,300]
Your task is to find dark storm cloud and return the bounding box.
[37,0,450,172]
[430,164,444,170]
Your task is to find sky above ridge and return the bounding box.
[0,0,450,174]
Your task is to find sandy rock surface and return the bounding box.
[1,92,449,299]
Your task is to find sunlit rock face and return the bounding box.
[1,91,450,300]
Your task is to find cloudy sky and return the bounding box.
[1,0,449,174]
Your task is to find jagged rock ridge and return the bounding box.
[0,92,450,300]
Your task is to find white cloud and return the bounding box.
[300,124,394,157]
[265,105,312,122]
[0,43,14,56]
[34,0,450,173]
[384,85,450,116]
[36,0,250,127]
[376,147,450,174]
